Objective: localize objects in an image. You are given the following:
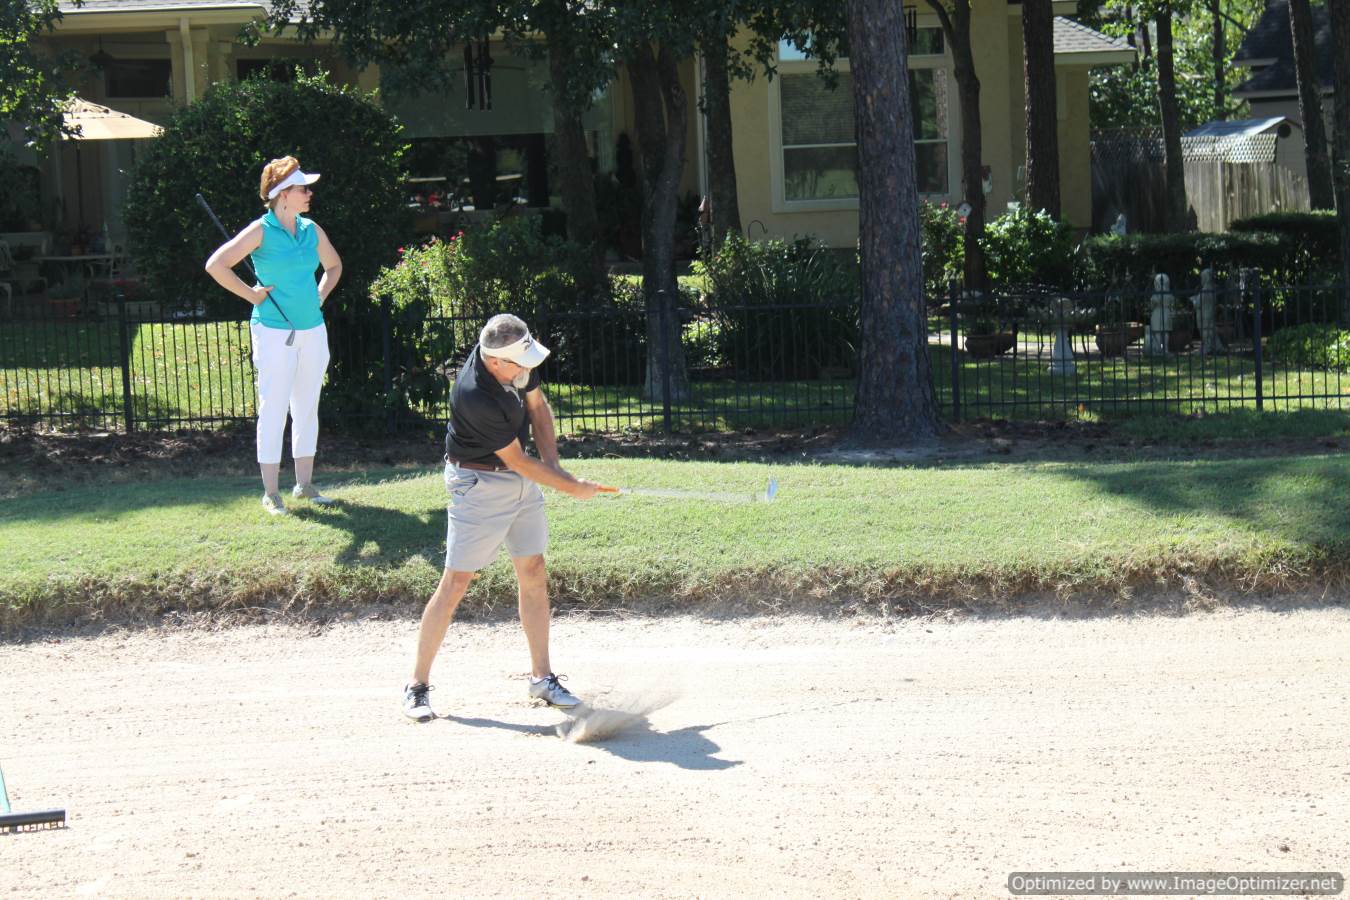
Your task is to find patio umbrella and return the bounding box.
[59,97,162,226]
[61,97,163,141]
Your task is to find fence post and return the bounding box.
[948,281,961,423]
[657,289,674,434]
[380,295,395,431]
[117,291,135,433]
[1247,270,1264,412]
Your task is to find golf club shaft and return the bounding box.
[194,193,296,336]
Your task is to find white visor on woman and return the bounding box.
[480,329,551,368]
[266,169,321,200]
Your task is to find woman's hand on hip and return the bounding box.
[249,284,275,306]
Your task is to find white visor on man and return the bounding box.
[267,169,321,199]
[480,329,551,368]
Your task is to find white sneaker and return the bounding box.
[403,682,435,722]
[529,674,581,709]
[262,492,288,516]
[293,483,335,505]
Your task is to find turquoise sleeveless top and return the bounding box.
[248,210,324,330]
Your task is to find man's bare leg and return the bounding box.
[412,568,476,685]
[513,554,551,677]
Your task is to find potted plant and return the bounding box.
[963,317,1016,358]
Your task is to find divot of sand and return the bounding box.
[555,688,680,743]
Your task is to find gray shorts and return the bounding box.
[444,461,548,571]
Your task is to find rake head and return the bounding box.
[0,809,67,834]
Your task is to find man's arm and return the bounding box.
[524,386,560,468]
[496,438,598,499]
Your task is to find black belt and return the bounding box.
[446,456,509,472]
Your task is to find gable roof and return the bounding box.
[1053,17,1135,65]
[1232,0,1334,98]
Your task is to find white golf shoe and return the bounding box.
[403,682,435,722]
[529,673,581,709]
[292,483,335,505]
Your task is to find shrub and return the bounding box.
[1268,323,1350,372]
[694,233,859,379]
[919,200,964,299]
[1079,232,1294,291]
[978,207,1077,290]
[124,71,407,318]
[369,216,648,399]
[0,147,41,232]
[1229,211,1341,282]
[123,71,409,423]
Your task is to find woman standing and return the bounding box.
[205,156,343,515]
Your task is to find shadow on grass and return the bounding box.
[289,498,441,567]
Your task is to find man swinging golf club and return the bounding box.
[404,314,601,721]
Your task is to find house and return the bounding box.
[1232,0,1336,152]
[7,0,1131,253]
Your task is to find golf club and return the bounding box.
[597,477,778,504]
[195,192,296,346]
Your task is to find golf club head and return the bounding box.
[285,329,296,347]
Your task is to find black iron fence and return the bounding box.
[2,276,1347,434]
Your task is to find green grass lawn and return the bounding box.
[4,453,1348,630]
[1,319,255,428]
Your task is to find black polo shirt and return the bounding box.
[444,345,542,466]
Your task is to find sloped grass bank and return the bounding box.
[4,455,1349,632]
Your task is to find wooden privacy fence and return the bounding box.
[1092,129,1311,234]
[1183,160,1310,233]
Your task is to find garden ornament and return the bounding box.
[1145,273,1174,357]
[1191,268,1225,355]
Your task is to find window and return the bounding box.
[104,59,172,99]
[236,59,317,82]
[772,28,953,209]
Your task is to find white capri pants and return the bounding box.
[250,322,330,465]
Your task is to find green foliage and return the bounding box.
[0,0,83,146]
[1229,212,1342,279]
[369,216,647,402]
[124,71,407,318]
[122,71,407,422]
[0,146,41,230]
[978,207,1078,290]
[1084,0,1267,130]
[1268,324,1350,373]
[919,200,965,298]
[1079,231,1306,288]
[694,233,858,379]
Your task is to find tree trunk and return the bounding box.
[547,33,609,293]
[1327,0,1350,319]
[1155,9,1190,232]
[1022,0,1060,218]
[844,0,940,444]
[700,28,742,249]
[1289,0,1336,210]
[1210,0,1225,119]
[627,43,691,404]
[927,0,986,292]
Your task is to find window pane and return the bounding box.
[909,68,949,141]
[781,72,855,147]
[784,146,859,201]
[105,59,172,98]
[916,142,948,194]
[778,39,809,62]
[910,28,944,56]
